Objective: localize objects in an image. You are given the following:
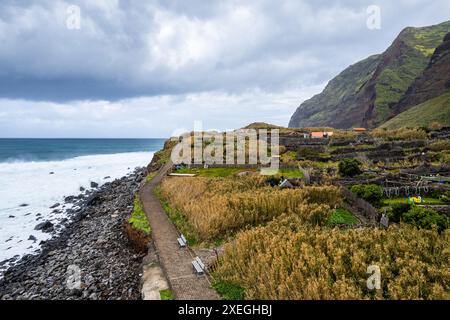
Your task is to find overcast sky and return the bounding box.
[0,0,449,137]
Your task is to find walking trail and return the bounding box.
[139,161,220,300]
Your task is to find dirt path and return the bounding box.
[139,162,220,300]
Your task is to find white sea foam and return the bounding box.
[0,151,154,273]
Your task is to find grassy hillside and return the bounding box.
[289,21,450,129]
[289,55,380,128]
[380,92,450,129]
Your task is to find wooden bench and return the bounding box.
[192,256,205,275]
[177,234,187,248]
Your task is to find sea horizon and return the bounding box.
[0,138,165,274]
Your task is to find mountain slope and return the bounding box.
[380,92,450,129]
[289,21,450,129]
[394,32,450,114]
[289,55,380,128]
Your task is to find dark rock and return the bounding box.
[64,196,76,203]
[90,182,99,188]
[34,221,54,232]
[19,203,29,207]
[28,235,37,242]
[0,167,146,300]
[79,186,85,192]
[8,215,15,218]
[50,203,60,209]
[49,172,55,175]
[104,176,111,180]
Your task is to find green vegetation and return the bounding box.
[403,206,449,232]
[387,204,449,232]
[380,92,450,129]
[428,139,450,152]
[159,289,173,300]
[338,159,362,177]
[280,150,297,163]
[212,281,245,300]
[275,168,304,178]
[327,208,359,226]
[383,197,447,206]
[154,139,178,166]
[351,184,383,206]
[290,21,450,129]
[175,167,251,177]
[388,203,412,223]
[289,54,380,128]
[154,187,200,246]
[145,172,157,182]
[128,196,151,235]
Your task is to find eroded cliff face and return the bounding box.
[395,32,450,114]
[289,21,450,129]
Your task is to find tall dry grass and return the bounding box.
[160,176,342,240]
[371,128,427,140]
[215,215,450,299]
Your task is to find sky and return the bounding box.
[0,0,449,138]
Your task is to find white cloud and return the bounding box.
[0,84,325,137]
[0,0,449,136]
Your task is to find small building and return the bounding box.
[311,131,333,139]
[311,132,325,139]
[353,128,367,132]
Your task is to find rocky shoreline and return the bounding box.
[0,168,147,300]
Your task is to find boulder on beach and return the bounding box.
[34,221,54,233]
[90,182,99,188]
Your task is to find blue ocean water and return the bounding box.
[0,138,166,163]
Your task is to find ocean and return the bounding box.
[0,138,165,273]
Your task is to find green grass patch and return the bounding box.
[383,197,446,205]
[274,168,304,178]
[159,289,173,300]
[128,196,151,235]
[212,280,245,300]
[175,167,252,177]
[154,187,200,247]
[145,172,157,183]
[327,208,359,226]
[380,92,450,129]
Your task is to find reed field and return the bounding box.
[214,215,450,300]
[160,176,341,240]
[160,174,449,300]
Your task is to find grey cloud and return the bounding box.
[0,0,449,102]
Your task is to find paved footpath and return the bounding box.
[139,162,220,300]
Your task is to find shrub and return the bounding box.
[159,289,173,300]
[297,147,320,159]
[212,281,245,300]
[428,140,450,152]
[350,184,383,206]
[389,203,411,223]
[128,196,151,235]
[403,206,449,232]
[338,159,362,177]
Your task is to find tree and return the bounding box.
[350,184,383,206]
[338,159,362,177]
